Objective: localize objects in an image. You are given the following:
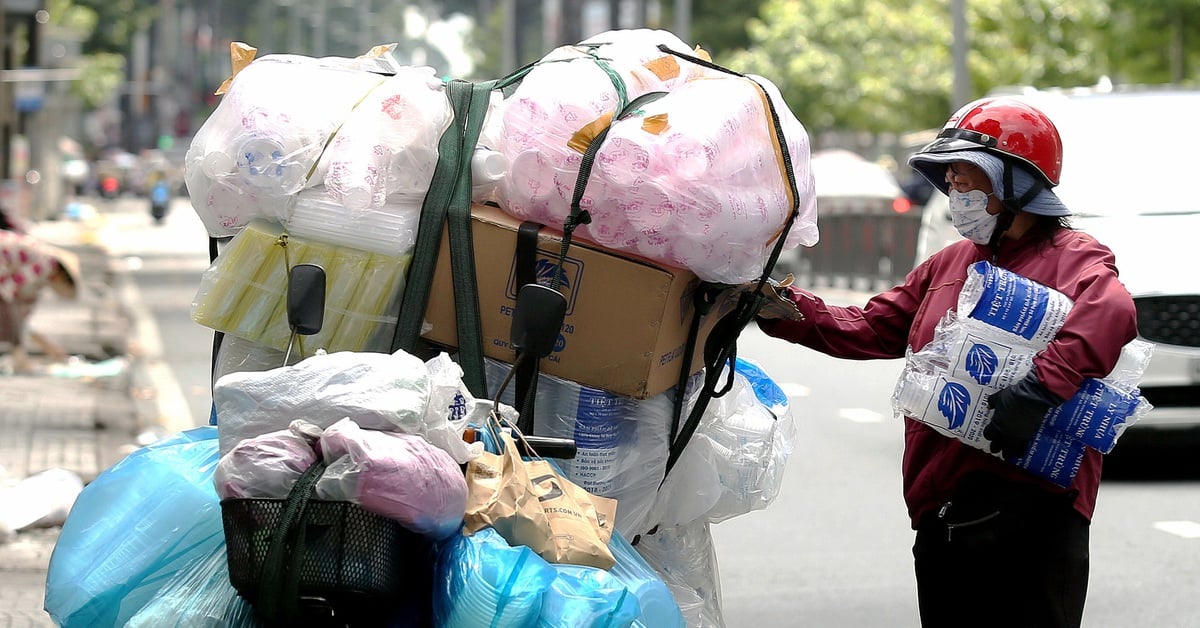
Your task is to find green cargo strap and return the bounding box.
[257,458,329,623]
[391,80,492,396]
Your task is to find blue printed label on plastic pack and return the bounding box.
[968,262,1051,341]
[1044,379,1139,453]
[1018,429,1087,487]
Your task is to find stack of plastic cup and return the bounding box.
[440,529,552,628]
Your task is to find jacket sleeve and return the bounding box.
[1033,236,1139,400]
[756,264,931,360]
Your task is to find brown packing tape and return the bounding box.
[567,111,615,155]
[215,42,258,96]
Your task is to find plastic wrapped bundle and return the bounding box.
[632,520,724,628]
[45,428,225,627]
[650,358,795,528]
[495,50,816,283]
[190,221,410,354]
[185,54,394,236]
[186,53,451,239]
[957,260,1073,346]
[433,527,556,628]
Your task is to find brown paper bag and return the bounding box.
[526,458,617,569]
[462,432,553,552]
[463,430,618,569]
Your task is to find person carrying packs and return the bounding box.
[755,97,1137,628]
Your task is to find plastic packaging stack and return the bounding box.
[212,349,433,455]
[892,261,1154,486]
[434,526,686,628]
[191,221,410,355]
[185,53,452,256]
[492,29,818,283]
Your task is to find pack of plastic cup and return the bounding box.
[185,52,452,246]
[892,263,1155,485]
[492,29,819,284]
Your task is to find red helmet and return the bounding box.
[918,97,1063,186]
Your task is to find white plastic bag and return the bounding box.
[213,349,431,454]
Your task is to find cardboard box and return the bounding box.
[421,204,724,399]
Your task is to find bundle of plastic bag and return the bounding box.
[433,525,684,628]
[892,262,1155,485]
[316,418,469,540]
[434,527,557,628]
[45,428,224,627]
[213,349,432,455]
[632,519,724,628]
[190,221,410,355]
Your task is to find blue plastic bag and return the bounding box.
[434,527,556,628]
[45,427,225,627]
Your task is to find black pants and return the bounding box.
[912,478,1090,628]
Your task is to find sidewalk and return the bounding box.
[0,219,156,627]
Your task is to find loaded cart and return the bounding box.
[45,28,816,627]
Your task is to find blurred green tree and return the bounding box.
[722,0,1110,133]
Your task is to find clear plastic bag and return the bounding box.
[124,542,261,627]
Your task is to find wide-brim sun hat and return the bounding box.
[908,149,1071,217]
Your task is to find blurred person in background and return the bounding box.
[0,230,81,373]
[755,97,1136,628]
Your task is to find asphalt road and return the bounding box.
[100,193,1200,627]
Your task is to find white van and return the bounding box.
[913,86,1200,449]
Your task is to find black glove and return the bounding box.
[983,372,1065,460]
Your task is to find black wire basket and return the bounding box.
[220,467,437,626]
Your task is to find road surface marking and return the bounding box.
[780,382,811,398]
[121,276,196,433]
[838,408,884,423]
[1153,521,1200,539]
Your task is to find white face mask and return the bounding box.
[948,189,999,244]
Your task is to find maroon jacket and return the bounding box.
[759,228,1137,527]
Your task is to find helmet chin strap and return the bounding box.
[987,161,1045,249]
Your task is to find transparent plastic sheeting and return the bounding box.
[434,526,684,628]
[490,28,818,284]
[191,220,409,355]
[484,355,795,539]
[892,262,1154,486]
[185,55,453,247]
[651,357,796,527]
[632,519,725,628]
